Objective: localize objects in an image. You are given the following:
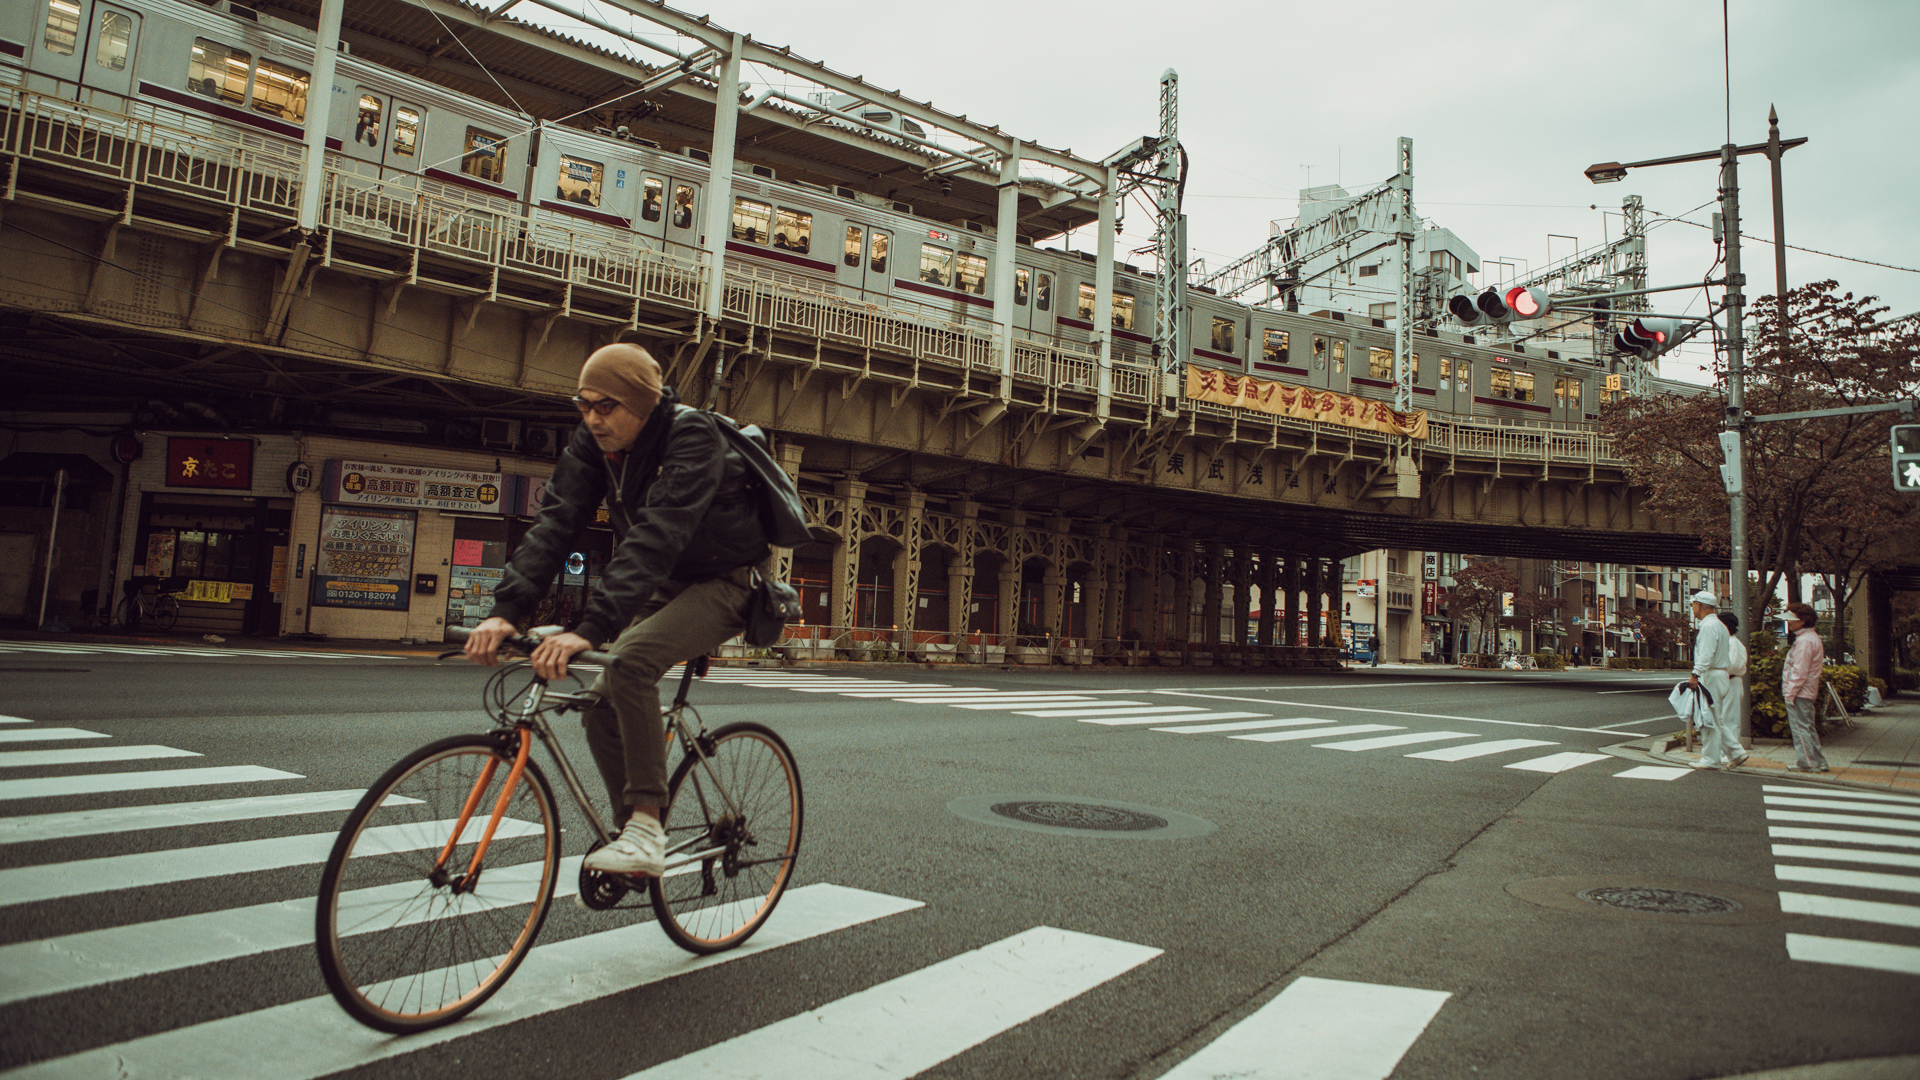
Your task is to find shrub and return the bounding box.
[1531,651,1565,671]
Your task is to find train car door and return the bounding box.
[1438,353,1475,415]
[1551,370,1586,424]
[1309,333,1351,394]
[858,227,893,303]
[343,90,424,177]
[77,2,139,103]
[633,173,670,250]
[30,0,138,100]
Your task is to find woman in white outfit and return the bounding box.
[1687,591,1748,770]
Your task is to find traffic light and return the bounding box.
[1592,298,1611,335]
[1613,317,1679,359]
[1894,424,1920,492]
[1449,286,1552,327]
[1717,429,1742,495]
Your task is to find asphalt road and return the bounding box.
[2,647,1916,1079]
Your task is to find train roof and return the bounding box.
[253,0,1108,241]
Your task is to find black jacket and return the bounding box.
[488,392,770,647]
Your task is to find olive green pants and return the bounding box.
[581,565,751,821]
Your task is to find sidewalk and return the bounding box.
[1646,697,1920,793]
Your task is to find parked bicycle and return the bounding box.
[116,575,187,631]
[314,626,804,1033]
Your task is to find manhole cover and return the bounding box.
[1578,886,1743,915]
[990,801,1169,832]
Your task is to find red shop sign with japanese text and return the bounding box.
[165,438,253,490]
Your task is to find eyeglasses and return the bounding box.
[571,395,620,416]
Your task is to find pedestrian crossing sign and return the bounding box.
[1894,424,1920,492]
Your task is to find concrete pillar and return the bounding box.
[1201,543,1224,645]
[1256,552,1278,647]
[830,479,866,634]
[1305,558,1324,649]
[1170,543,1194,643]
[1231,550,1253,646]
[698,35,745,322]
[948,562,974,639]
[890,491,926,639]
[771,440,805,586]
[1284,555,1301,647]
[997,564,1020,641]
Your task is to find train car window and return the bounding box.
[43,0,79,56]
[672,185,695,229]
[775,207,812,253]
[462,127,507,184]
[251,60,308,122]
[1014,268,1030,306]
[1211,317,1235,353]
[1312,337,1326,370]
[1368,347,1393,380]
[1456,360,1470,390]
[1490,369,1513,400]
[94,10,132,70]
[1077,283,1094,321]
[1439,357,1451,390]
[956,252,988,295]
[843,225,863,267]
[869,231,889,273]
[641,178,663,222]
[1263,329,1289,363]
[1554,377,1566,408]
[919,244,952,287]
[1565,378,1582,411]
[1112,294,1135,330]
[1513,371,1536,403]
[1331,340,1347,374]
[1035,273,1051,312]
[731,197,771,243]
[393,107,419,158]
[355,96,382,146]
[557,155,604,207]
[188,39,251,105]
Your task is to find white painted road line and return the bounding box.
[1773,845,1920,871]
[1766,794,1920,819]
[1316,731,1478,752]
[0,716,31,724]
[1778,892,1920,929]
[1767,810,1920,834]
[1405,738,1558,762]
[1233,725,1401,743]
[949,699,1152,711]
[8,884,922,1080]
[0,817,544,907]
[1082,712,1271,727]
[0,728,111,743]
[1764,785,1920,806]
[1153,717,1333,734]
[0,745,201,768]
[1014,705,1212,719]
[0,789,383,845]
[1784,933,1920,975]
[624,926,1161,1080]
[0,765,303,801]
[1157,975,1450,1080]
[1504,752,1612,773]
[1774,864,1920,894]
[1768,827,1920,851]
[1612,766,1694,781]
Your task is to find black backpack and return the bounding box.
[675,405,813,548]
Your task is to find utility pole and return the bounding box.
[1767,106,1790,349]
[1718,141,1751,740]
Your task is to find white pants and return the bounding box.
[1697,670,1743,764]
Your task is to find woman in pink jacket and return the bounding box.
[1781,602,1829,773]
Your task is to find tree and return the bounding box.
[1602,280,1920,631]
[1639,608,1693,661]
[1451,559,1518,655]
[1515,589,1568,654]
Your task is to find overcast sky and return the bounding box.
[524,0,1920,386]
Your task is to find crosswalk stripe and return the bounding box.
[1157,976,1450,1080]
[0,855,583,1005]
[1767,810,1920,834]
[1082,711,1270,727]
[1152,717,1332,734]
[784,683,941,691]
[1768,827,1920,851]
[8,883,922,1080]
[866,694,1106,704]
[1611,766,1693,781]
[1784,933,1920,975]
[1403,738,1558,761]
[1764,785,1920,807]
[625,926,1162,1080]
[1014,705,1211,718]
[0,716,31,724]
[950,699,1149,710]
[0,789,385,845]
[1779,892,1920,928]
[0,745,201,768]
[1233,724,1400,743]
[0,765,302,801]
[1766,794,1920,819]
[1316,731,1477,752]
[1775,864,1920,894]
[1504,752,1612,773]
[0,817,543,907]
[1774,845,1920,870]
[0,728,110,743]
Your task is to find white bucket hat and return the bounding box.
[1690,590,1718,607]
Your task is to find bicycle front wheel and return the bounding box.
[651,721,803,954]
[152,595,179,630]
[115,595,138,630]
[315,732,561,1033]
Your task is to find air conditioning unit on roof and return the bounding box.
[480,418,520,450]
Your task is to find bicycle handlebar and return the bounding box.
[444,625,619,668]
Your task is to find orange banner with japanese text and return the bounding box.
[1185,367,1428,440]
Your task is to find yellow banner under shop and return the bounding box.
[185,580,235,603]
[1185,367,1428,440]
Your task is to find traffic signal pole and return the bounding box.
[1718,143,1753,742]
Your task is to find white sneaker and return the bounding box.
[585,815,665,877]
[1689,759,1722,770]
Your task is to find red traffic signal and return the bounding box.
[1503,286,1551,320]
[1613,317,1679,359]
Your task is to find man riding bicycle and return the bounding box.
[464,343,771,878]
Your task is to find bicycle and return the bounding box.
[115,575,185,631]
[314,627,804,1034]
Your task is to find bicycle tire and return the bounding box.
[651,721,803,955]
[115,595,139,630]
[315,732,561,1034]
[153,595,179,631]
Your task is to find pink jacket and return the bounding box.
[1782,627,1825,701]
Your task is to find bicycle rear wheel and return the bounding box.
[152,595,179,630]
[115,595,138,630]
[651,721,802,955]
[315,732,561,1033]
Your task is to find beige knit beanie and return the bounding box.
[578,343,663,416]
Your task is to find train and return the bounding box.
[4,0,1665,428]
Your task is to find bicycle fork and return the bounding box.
[430,727,532,893]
